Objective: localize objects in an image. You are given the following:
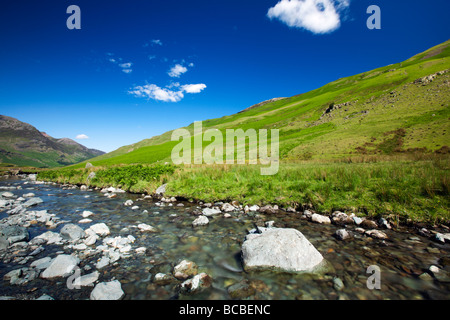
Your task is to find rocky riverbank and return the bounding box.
[1,174,449,300]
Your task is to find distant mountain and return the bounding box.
[0,115,105,168]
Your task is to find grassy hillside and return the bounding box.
[72,40,450,168]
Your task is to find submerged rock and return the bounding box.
[192,216,209,227]
[180,273,212,293]
[174,260,198,280]
[227,280,256,299]
[137,223,157,232]
[82,211,94,218]
[335,229,351,241]
[241,228,324,273]
[153,273,175,285]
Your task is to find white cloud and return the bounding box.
[75,134,89,140]
[148,55,156,60]
[267,0,350,34]
[129,84,184,102]
[151,39,163,46]
[181,83,207,93]
[107,54,133,73]
[129,83,207,102]
[168,64,188,78]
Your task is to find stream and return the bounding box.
[0,176,449,300]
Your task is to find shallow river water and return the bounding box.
[0,176,449,300]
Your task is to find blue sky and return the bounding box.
[0,0,449,152]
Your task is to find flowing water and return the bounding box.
[0,176,449,300]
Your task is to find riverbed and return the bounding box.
[0,176,449,300]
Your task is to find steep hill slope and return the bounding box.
[73,40,450,167]
[0,115,105,167]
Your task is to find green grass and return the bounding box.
[38,156,450,225]
[38,163,176,194]
[166,158,449,225]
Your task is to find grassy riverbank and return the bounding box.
[37,155,450,225]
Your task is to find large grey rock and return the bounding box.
[0,225,29,244]
[60,224,85,241]
[40,254,80,279]
[90,280,125,300]
[241,228,324,273]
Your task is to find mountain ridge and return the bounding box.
[0,115,105,168]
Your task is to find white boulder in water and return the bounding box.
[241,228,325,273]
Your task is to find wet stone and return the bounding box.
[227,279,256,299]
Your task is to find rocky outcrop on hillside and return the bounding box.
[238,97,288,113]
